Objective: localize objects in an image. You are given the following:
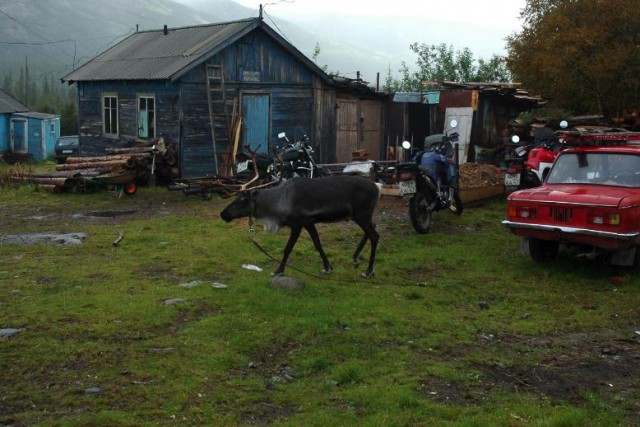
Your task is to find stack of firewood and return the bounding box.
[8,137,181,192]
[102,138,180,184]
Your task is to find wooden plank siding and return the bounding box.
[178,30,320,177]
[361,100,383,160]
[70,21,386,177]
[312,76,337,164]
[336,98,358,162]
[334,97,385,163]
[77,81,181,156]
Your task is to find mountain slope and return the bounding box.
[0,0,223,78]
[0,0,512,89]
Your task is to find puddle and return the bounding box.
[72,209,138,219]
[0,232,87,245]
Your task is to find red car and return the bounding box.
[503,139,640,269]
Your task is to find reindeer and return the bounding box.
[220,175,381,278]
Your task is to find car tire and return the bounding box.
[630,246,640,273]
[529,238,559,262]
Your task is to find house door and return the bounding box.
[10,118,28,153]
[361,100,382,160]
[242,93,270,153]
[444,107,473,163]
[336,98,358,163]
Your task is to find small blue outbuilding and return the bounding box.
[0,87,60,162]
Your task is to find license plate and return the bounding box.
[236,160,249,173]
[399,179,416,195]
[504,173,521,186]
[62,150,73,154]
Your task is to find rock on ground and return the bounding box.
[268,276,305,290]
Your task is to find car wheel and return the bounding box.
[529,238,559,262]
[630,246,640,273]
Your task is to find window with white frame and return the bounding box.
[137,95,155,139]
[103,94,118,137]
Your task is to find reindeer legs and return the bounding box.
[273,226,302,276]
[305,224,332,274]
[352,220,379,279]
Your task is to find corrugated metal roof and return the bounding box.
[14,112,59,120]
[63,18,259,83]
[0,88,29,114]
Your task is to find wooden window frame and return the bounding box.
[102,93,119,138]
[137,94,156,139]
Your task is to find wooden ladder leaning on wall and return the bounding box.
[206,63,239,176]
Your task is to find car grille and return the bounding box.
[550,206,573,222]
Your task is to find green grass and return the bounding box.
[1,167,639,425]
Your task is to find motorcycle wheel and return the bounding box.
[448,189,464,215]
[409,192,433,234]
[505,185,519,194]
[524,171,542,188]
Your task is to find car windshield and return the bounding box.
[547,152,640,187]
[57,137,77,147]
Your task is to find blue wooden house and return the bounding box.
[0,88,61,162]
[62,17,385,179]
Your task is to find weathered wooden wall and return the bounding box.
[178,29,320,178]
[334,95,385,163]
[74,26,389,177]
[313,76,337,164]
[77,81,181,156]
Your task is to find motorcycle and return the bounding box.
[234,132,328,183]
[502,135,535,193]
[234,146,273,183]
[396,120,464,234]
[267,132,329,181]
[503,120,568,192]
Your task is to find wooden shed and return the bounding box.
[62,17,387,179]
[0,88,60,163]
[387,82,544,164]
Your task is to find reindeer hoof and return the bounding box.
[271,271,284,277]
[321,266,333,274]
[361,270,375,279]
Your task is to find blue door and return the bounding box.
[11,119,27,152]
[242,94,270,153]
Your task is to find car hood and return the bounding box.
[509,185,640,208]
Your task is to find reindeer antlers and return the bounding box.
[216,145,277,197]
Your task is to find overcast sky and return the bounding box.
[175,0,527,56]
[172,0,527,78]
[235,0,526,31]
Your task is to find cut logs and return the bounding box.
[8,137,179,193]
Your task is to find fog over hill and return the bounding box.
[0,0,516,87]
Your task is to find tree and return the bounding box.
[384,43,512,92]
[506,0,640,118]
[60,100,78,135]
